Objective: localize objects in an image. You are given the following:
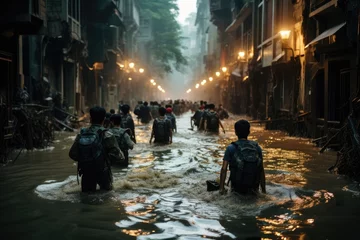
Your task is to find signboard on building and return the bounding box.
[138,17,152,42]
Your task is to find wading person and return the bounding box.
[120,104,136,143]
[140,101,152,124]
[149,107,172,144]
[219,120,266,195]
[204,104,226,134]
[165,107,177,133]
[69,106,124,192]
[110,114,135,167]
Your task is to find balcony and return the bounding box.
[68,17,81,40]
[309,0,337,17]
[0,0,45,33]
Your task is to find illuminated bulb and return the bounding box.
[238,51,245,58]
[128,77,132,81]
[209,77,213,81]
[279,30,291,40]
[150,79,154,83]
[129,62,135,68]
[195,84,199,88]
[222,67,227,73]
[139,68,144,73]
[216,72,220,77]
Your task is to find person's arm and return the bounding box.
[203,117,207,131]
[129,118,136,143]
[258,145,266,193]
[124,133,135,150]
[149,121,156,143]
[69,134,80,161]
[168,120,173,144]
[219,120,225,134]
[219,160,229,194]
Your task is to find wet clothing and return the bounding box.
[218,109,229,120]
[69,125,124,192]
[191,110,203,129]
[205,111,220,133]
[223,139,264,195]
[165,113,177,132]
[152,117,172,144]
[140,105,152,124]
[109,127,134,167]
[121,113,136,143]
[151,105,160,119]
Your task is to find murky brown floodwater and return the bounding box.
[1,112,360,240]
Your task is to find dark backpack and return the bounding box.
[207,112,219,131]
[230,141,261,191]
[77,128,105,168]
[112,128,130,152]
[121,114,130,129]
[154,118,167,141]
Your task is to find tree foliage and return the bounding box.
[138,0,188,74]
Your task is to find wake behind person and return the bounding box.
[69,106,124,192]
[149,107,172,144]
[219,120,266,195]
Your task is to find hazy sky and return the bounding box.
[177,0,197,24]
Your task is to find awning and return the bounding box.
[225,3,252,33]
[305,22,346,48]
[231,68,241,77]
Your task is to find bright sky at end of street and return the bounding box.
[177,0,197,24]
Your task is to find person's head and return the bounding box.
[166,107,172,114]
[121,104,130,114]
[159,107,166,116]
[90,106,106,125]
[205,104,210,110]
[219,104,223,109]
[110,114,122,126]
[209,104,216,110]
[235,120,250,139]
[105,112,111,119]
[144,101,148,106]
[110,109,115,114]
[138,101,143,104]
[165,104,172,108]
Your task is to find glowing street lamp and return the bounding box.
[129,62,135,68]
[209,77,213,81]
[222,67,227,73]
[216,72,221,77]
[150,79,154,83]
[238,51,245,59]
[279,30,291,40]
[128,77,132,81]
[139,68,144,73]
[153,82,156,86]
[195,84,200,89]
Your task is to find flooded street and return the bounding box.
[1,112,360,240]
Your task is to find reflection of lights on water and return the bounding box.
[121,229,151,237]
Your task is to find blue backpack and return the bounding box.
[77,128,106,169]
[230,141,261,191]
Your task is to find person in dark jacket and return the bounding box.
[120,104,136,143]
[69,106,124,192]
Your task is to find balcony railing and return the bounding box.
[68,16,81,40]
[310,0,333,12]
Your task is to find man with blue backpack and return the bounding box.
[219,120,266,195]
[69,106,124,192]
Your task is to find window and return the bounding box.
[68,0,80,21]
[258,5,263,44]
[264,0,273,40]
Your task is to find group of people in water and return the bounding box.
[69,100,266,196]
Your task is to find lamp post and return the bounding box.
[279,30,294,58]
[216,72,221,77]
